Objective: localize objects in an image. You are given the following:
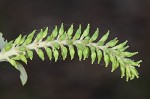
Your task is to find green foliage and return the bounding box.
[0,24,142,85]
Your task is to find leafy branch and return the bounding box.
[0,24,142,85]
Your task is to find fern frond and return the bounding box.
[0,24,142,85]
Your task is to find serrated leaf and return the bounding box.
[90,28,99,42]
[37,49,45,61]
[15,62,28,86]
[69,45,75,60]
[45,47,52,60]
[73,25,81,40]
[27,50,33,60]
[0,33,7,50]
[91,52,96,64]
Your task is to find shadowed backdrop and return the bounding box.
[0,0,149,99]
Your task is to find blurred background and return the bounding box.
[0,0,149,99]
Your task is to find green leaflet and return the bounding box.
[20,55,27,64]
[67,24,73,36]
[83,47,89,60]
[69,45,75,60]
[80,24,90,40]
[104,52,110,67]
[98,30,109,44]
[90,28,99,42]
[91,52,96,64]
[53,49,59,62]
[37,49,45,61]
[14,34,22,45]
[0,24,142,85]
[61,46,68,60]
[26,30,35,44]
[27,50,33,60]
[73,25,81,40]
[45,47,52,60]
[96,49,102,64]
[59,23,64,36]
[51,26,58,37]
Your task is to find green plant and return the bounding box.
[0,24,142,85]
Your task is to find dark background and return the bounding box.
[0,0,149,99]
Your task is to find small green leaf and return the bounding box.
[126,66,131,82]
[43,27,48,38]
[59,32,67,41]
[26,30,35,44]
[113,40,128,49]
[73,25,81,40]
[19,35,27,45]
[91,52,96,64]
[130,66,139,78]
[77,49,83,61]
[20,55,27,64]
[37,49,45,61]
[122,52,138,57]
[109,55,118,72]
[53,42,60,49]
[59,23,64,36]
[98,30,109,43]
[4,41,13,51]
[80,24,90,40]
[53,49,59,62]
[104,52,110,67]
[83,47,89,60]
[52,26,58,37]
[46,36,53,41]
[120,65,125,78]
[61,46,68,60]
[35,29,43,41]
[27,50,33,60]
[67,24,73,36]
[69,45,75,60]
[90,28,99,42]
[96,49,102,64]
[45,47,52,60]
[9,59,17,68]
[14,34,22,45]
[106,38,118,47]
